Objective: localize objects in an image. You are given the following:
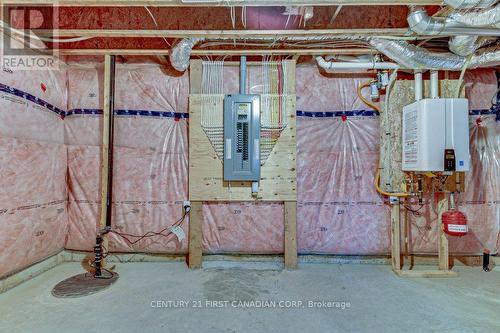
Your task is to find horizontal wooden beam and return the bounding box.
[57,48,377,56]
[1,0,443,7]
[40,28,411,39]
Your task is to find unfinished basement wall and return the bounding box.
[294,66,499,255]
[61,60,499,257]
[65,62,189,253]
[0,59,68,278]
[295,67,387,254]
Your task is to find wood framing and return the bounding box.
[37,28,413,38]
[188,202,203,269]
[188,59,297,202]
[284,201,298,269]
[391,203,401,271]
[3,0,443,6]
[187,59,297,268]
[392,197,457,278]
[438,197,450,271]
[57,48,376,56]
[99,54,113,263]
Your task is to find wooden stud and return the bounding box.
[390,203,401,272]
[99,54,113,265]
[284,201,297,269]
[57,48,377,56]
[189,59,202,94]
[438,196,450,271]
[394,269,457,278]
[37,28,413,39]
[188,202,203,269]
[3,0,443,6]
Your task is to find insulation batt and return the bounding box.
[0,43,67,278]
[64,64,499,256]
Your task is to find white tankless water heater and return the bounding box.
[402,98,470,172]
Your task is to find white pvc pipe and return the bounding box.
[315,56,398,70]
[414,71,423,101]
[430,70,439,99]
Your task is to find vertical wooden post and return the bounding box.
[284,201,297,269]
[438,196,449,270]
[99,55,113,263]
[188,201,203,269]
[391,202,401,272]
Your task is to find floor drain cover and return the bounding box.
[52,272,119,298]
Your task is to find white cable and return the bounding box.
[144,6,171,47]
[329,5,343,25]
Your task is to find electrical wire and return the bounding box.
[329,5,343,26]
[402,203,425,216]
[109,207,190,245]
[144,6,171,47]
[88,207,190,279]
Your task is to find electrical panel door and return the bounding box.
[223,94,261,181]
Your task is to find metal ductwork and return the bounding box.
[449,35,480,56]
[407,7,500,36]
[449,3,499,56]
[169,34,500,72]
[444,0,498,8]
[369,38,465,70]
[368,38,500,70]
[408,6,500,56]
[169,35,360,72]
[448,5,500,26]
[169,37,204,72]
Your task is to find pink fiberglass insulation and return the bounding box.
[295,68,388,254]
[65,63,189,253]
[295,67,499,255]
[406,70,500,254]
[64,61,499,256]
[0,54,67,277]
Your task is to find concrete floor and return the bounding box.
[1,262,499,333]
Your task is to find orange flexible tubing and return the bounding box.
[357,81,382,113]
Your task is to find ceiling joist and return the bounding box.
[1,0,442,7]
[57,48,377,56]
[40,28,413,38]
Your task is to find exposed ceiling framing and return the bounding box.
[41,28,413,38]
[1,0,443,6]
[57,48,377,55]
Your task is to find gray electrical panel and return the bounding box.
[223,94,261,181]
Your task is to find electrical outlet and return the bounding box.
[183,200,191,211]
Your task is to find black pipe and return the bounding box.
[105,56,116,230]
[483,250,490,272]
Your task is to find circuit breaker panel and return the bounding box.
[223,94,261,181]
